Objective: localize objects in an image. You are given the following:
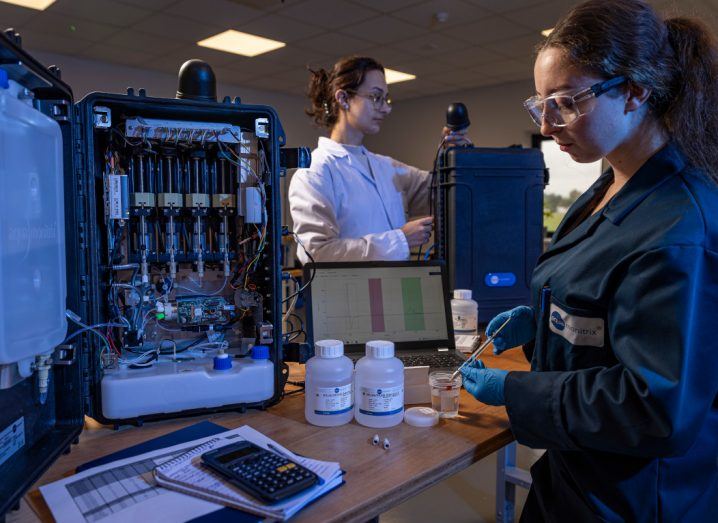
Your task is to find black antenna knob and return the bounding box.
[176,59,217,102]
[446,102,470,131]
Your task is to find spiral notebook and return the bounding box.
[153,425,343,521]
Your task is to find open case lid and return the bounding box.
[0,28,86,518]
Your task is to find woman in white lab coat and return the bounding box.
[289,56,468,262]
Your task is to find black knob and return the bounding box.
[446,102,470,131]
[176,59,217,102]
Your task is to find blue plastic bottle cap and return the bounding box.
[213,353,232,370]
[252,345,270,360]
[0,69,9,90]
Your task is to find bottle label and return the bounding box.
[453,313,477,332]
[313,384,353,415]
[358,385,403,416]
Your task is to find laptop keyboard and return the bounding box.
[349,352,465,368]
[397,353,466,369]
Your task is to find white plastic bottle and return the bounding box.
[451,289,479,334]
[304,339,354,427]
[354,340,404,428]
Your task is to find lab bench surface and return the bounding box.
[8,348,529,523]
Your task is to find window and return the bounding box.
[533,135,604,235]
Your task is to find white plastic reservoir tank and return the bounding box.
[0,72,67,369]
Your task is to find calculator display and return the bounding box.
[216,445,257,463]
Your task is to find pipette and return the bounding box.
[451,315,513,381]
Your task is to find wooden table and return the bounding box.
[9,349,528,523]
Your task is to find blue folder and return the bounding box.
[77,421,259,522]
[77,420,346,522]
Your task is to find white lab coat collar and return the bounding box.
[316,136,368,159]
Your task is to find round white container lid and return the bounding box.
[315,339,344,358]
[404,407,439,427]
[366,340,394,358]
[453,289,472,300]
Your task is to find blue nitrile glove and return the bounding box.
[486,306,536,355]
[460,359,508,406]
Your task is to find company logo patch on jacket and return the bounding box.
[548,303,604,347]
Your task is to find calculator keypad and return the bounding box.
[230,453,315,496]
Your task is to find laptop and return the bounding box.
[303,260,466,369]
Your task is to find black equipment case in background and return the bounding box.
[436,146,547,323]
[0,30,287,518]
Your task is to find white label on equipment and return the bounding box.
[0,417,25,467]
[359,385,403,416]
[313,384,353,415]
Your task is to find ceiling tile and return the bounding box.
[79,42,163,67]
[390,56,456,76]
[265,66,312,86]
[472,58,532,77]
[463,0,544,14]
[423,66,487,85]
[449,15,533,45]
[17,28,94,56]
[153,44,246,69]
[23,12,120,42]
[294,31,375,56]
[483,33,543,60]
[340,15,425,44]
[279,0,377,29]
[47,0,151,28]
[393,32,471,57]
[500,0,577,31]
[0,4,39,27]
[353,45,421,66]
[262,45,334,69]
[432,45,506,67]
[115,0,178,10]
[104,30,186,56]
[132,13,222,42]
[348,0,425,13]
[170,0,265,28]
[235,13,326,42]
[222,57,292,77]
[391,0,492,29]
[232,0,306,12]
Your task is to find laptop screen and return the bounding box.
[303,261,454,354]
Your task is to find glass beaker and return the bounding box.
[429,371,462,418]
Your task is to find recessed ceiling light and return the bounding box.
[385,68,416,85]
[541,28,554,37]
[0,0,55,9]
[197,30,285,57]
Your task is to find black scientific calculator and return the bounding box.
[201,441,319,503]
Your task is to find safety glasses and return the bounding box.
[350,90,392,109]
[523,76,627,128]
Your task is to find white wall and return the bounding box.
[364,79,537,170]
[30,51,322,150]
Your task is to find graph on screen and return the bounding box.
[310,266,448,345]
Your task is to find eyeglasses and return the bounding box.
[523,76,627,128]
[350,90,392,109]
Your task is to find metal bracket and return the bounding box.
[53,344,76,366]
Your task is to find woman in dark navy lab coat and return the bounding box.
[460,0,718,521]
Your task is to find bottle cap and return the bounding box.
[404,407,439,427]
[315,339,344,358]
[453,289,472,300]
[213,352,232,370]
[251,345,270,360]
[366,340,394,359]
[0,69,8,90]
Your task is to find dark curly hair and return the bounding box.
[539,0,718,181]
[305,56,385,129]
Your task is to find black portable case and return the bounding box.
[0,30,287,518]
[435,146,547,323]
